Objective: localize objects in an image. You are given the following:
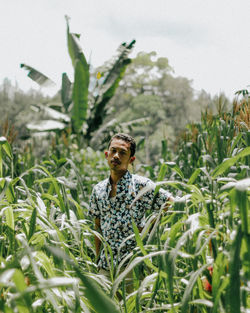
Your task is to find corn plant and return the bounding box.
[0,94,249,312]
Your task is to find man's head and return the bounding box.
[105,133,136,173]
[108,133,136,157]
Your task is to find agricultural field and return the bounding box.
[0,94,249,312]
[0,17,249,313]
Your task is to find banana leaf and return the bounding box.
[66,16,89,133]
[31,104,70,122]
[27,120,66,131]
[71,59,89,133]
[86,40,136,140]
[61,72,72,112]
[20,63,56,87]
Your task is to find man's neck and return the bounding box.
[110,170,127,185]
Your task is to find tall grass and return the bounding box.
[0,96,249,312]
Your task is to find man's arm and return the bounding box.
[163,196,174,211]
[88,187,102,260]
[94,218,101,258]
[152,189,174,212]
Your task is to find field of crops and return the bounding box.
[0,94,249,312]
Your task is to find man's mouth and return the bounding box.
[111,160,121,165]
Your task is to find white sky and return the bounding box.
[0,0,249,99]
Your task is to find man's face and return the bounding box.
[105,139,135,173]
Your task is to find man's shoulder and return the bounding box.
[131,173,154,186]
[92,178,109,193]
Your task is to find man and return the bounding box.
[88,133,172,274]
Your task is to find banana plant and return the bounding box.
[21,16,136,143]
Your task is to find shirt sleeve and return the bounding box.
[139,179,171,210]
[143,180,172,210]
[88,187,100,219]
[153,187,172,210]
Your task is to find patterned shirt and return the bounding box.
[88,170,171,270]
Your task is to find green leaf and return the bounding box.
[0,269,15,286]
[12,269,27,292]
[4,206,14,230]
[227,226,243,313]
[46,245,120,313]
[16,306,30,313]
[114,251,169,296]
[35,177,66,214]
[181,263,210,313]
[61,72,72,112]
[189,299,213,307]
[71,59,89,132]
[28,207,37,241]
[236,188,249,234]
[212,253,229,313]
[1,140,12,159]
[161,139,167,160]
[86,40,135,139]
[27,120,66,132]
[31,104,70,122]
[3,305,14,313]
[20,63,56,87]
[66,17,84,67]
[100,41,135,95]
[212,146,250,178]
[0,137,12,177]
[154,162,168,194]
[34,251,55,277]
[0,144,2,177]
[188,168,201,184]
[66,17,89,133]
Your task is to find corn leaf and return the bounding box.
[4,206,14,230]
[46,245,120,313]
[212,146,250,178]
[228,226,242,313]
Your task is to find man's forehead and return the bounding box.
[109,139,131,150]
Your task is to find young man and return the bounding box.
[88,133,172,272]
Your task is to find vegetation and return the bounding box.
[19,16,136,148]
[0,88,249,312]
[0,16,249,313]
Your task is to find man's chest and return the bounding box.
[97,187,151,226]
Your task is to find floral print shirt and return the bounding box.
[88,171,171,270]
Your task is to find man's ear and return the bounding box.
[130,156,136,163]
[104,151,108,159]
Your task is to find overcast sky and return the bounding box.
[1,0,249,99]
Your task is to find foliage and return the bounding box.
[0,91,249,312]
[0,78,49,142]
[99,51,230,166]
[21,17,136,146]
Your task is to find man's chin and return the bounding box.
[110,164,126,172]
[111,165,121,170]
[111,162,120,168]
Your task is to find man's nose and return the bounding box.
[114,152,119,159]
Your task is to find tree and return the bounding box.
[103,51,215,164]
[21,16,136,147]
[0,78,48,143]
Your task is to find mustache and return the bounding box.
[111,159,121,164]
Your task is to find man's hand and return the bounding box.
[94,218,101,261]
[163,196,174,212]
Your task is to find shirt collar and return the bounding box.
[106,170,132,194]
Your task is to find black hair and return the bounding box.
[108,133,136,157]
